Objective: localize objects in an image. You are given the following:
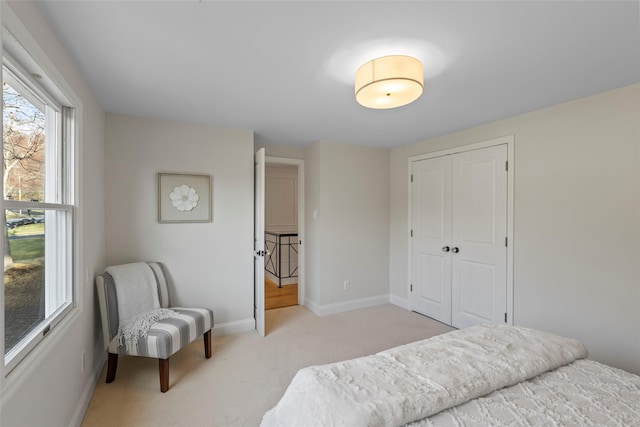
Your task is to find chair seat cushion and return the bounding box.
[108,307,214,359]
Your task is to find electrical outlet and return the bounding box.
[343,280,350,290]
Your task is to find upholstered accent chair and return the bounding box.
[96,262,214,392]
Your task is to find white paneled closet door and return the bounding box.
[451,145,507,329]
[411,155,453,325]
[411,144,508,328]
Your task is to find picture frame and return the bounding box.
[157,172,212,223]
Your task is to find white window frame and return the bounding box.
[1,11,81,379]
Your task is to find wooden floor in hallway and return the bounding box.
[265,278,298,310]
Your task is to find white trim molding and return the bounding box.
[390,295,410,310]
[305,294,390,317]
[212,318,256,337]
[264,156,305,306]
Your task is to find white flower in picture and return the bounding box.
[169,184,200,212]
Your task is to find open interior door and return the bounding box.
[254,148,266,336]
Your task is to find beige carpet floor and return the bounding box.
[81,304,453,427]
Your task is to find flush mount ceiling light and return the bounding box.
[355,55,424,109]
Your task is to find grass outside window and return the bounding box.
[4,220,45,353]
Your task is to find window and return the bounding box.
[2,46,76,373]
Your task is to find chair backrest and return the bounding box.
[148,262,172,308]
[95,262,171,350]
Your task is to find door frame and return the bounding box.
[265,156,305,306]
[255,148,266,337]
[407,135,515,325]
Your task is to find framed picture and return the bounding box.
[157,172,212,223]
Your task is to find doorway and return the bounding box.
[264,157,304,317]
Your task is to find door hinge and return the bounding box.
[410,229,413,237]
[410,284,413,292]
[505,236,508,247]
[505,161,508,171]
[410,174,413,183]
[504,313,508,323]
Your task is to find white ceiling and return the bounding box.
[36,1,639,149]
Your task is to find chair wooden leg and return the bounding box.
[159,358,170,393]
[204,330,212,359]
[106,353,118,383]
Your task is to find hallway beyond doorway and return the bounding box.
[265,278,298,310]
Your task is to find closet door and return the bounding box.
[410,155,452,325]
[451,145,508,328]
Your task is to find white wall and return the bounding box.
[105,114,255,331]
[266,164,298,233]
[303,142,322,305]
[390,84,640,374]
[1,2,107,426]
[304,141,390,314]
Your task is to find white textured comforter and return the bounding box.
[416,358,640,426]
[260,323,638,427]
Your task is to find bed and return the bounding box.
[260,323,640,426]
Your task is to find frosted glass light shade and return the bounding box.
[355,55,424,109]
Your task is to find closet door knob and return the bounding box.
[451,247,460,254]
[442,246,450,252]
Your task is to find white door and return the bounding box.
[411,144,508,328]
[254,148,266,337]
[451,145,507,328]
[411,155,452,325]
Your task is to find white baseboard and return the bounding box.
[390,294,410,310]
[212,318,255,337]
[304,294,390,317]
